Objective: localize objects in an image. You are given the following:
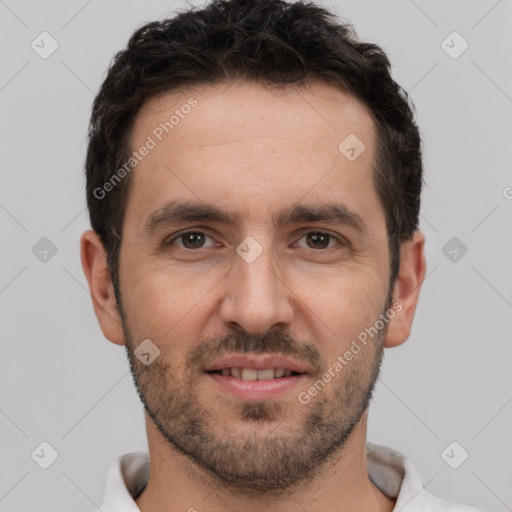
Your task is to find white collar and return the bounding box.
[94,442,481,512]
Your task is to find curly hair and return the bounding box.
[85,0,423,299]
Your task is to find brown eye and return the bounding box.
[306,232,331,249]
[168,231,215,249]
[296,231,341,250]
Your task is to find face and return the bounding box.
[116,80,393,491]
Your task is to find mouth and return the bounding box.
[204,355,309,400]
[206,367,302,380]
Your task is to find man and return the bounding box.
[80,0,481,510]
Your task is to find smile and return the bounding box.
[207,367,300,380]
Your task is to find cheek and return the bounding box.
[291,270,387,349]
[121,257,218,344]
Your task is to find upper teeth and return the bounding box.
[220,368,293,380]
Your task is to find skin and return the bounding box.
[81,80,426,512]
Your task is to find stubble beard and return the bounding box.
[120,304,385,494]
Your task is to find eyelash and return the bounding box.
[165,230,348,251]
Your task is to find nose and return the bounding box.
[219,242,294,335]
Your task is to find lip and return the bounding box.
[204,354,309,373]
[207,372,307,400]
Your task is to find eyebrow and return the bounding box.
[143,200,365,234]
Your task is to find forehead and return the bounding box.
[134,79,376,149]
[123,79,382,236]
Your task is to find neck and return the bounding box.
[135,411,396,512]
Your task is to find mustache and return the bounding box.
[186,330,323,372]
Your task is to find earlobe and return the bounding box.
[80,230,126,345]
[384,231,426,348]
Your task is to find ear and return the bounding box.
[80,230,126,345]
[384,231,426,348]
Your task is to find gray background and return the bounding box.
[1,0,511,511]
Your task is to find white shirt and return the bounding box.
[92,443,484,512]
